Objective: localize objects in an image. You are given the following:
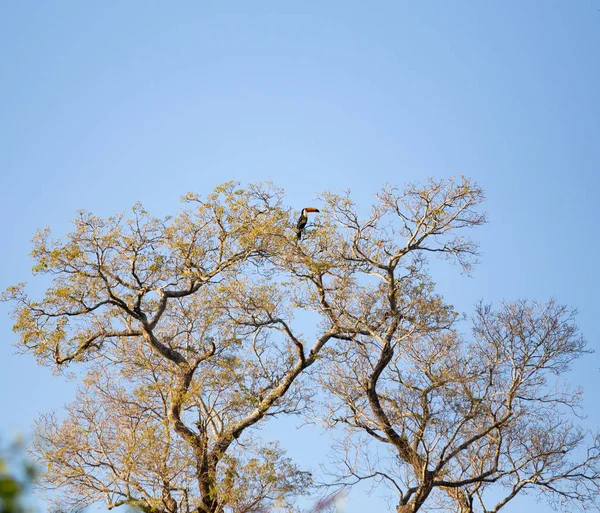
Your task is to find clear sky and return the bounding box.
[1,2,599,512]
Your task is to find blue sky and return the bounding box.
[1,2,599,512]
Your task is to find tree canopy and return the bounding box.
[4,178,599,513]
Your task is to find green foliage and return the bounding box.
[0,441,36,513]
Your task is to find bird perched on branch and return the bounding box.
[296,207,320,240]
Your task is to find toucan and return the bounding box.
[296,207,320,240]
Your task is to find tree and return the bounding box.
[5,183,317,513]
[3,178,599,513]
[0,439,36,513]
[313,185,600,512]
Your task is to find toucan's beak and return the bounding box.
[304,208,320,213]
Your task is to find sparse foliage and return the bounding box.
[4,178,599,513]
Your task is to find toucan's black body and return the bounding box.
[296,207,320,240]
